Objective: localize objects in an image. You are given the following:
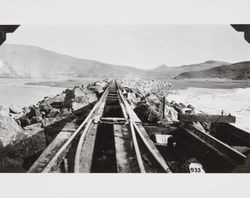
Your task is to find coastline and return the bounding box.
[24,78,250,89]
[167,79,250,89]
[24,78,102,88]
[1,77,249,132]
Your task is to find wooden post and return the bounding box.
[163,96,166,118]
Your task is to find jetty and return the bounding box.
[21,79,249,173]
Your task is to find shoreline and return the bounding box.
[1,77,249,132]
[0,79,249,173]
[24,78,103,88]
[168,79,250,89]
[25,78,250,90]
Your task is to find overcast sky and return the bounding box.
[5,25,250,69]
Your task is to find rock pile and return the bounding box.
[134,93,163,123]
[15,82,108,129]
[0,106,24,147]
[0,80,108,172]
[118,79,179,124]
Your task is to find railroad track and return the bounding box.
[28,80,171,173]
[173,123,247,172]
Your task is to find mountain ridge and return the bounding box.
[144,60,230,79]
[0,44,145,78]
[175,61,250,80]
[0,43,239,79]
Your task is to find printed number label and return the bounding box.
[189,163,204,173]
[189,167,201,173]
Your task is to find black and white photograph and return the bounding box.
[0,1,250,198]
[0,24,249,173]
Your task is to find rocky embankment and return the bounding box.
[0,80,108,172]
[118,79,211,172]
[120,80,250,172]
[118,79,188,125]
[2,79,248,173]
[0,78,197,172]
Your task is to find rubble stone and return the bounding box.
[0,115,23,147]
[9,104,22,114]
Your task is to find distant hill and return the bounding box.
[175,61,250,80]
[0,44,144,78]
[143,60,230,79]
[0,43,236,80]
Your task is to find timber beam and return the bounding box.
[178,114,236,123]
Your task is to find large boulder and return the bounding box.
[132,89,144,99]
[30,116,41,124]
[134,103,162,123]
[41,116,67,128]
[122,86,132,93]
[164,106,178,122]
[71,90,98,111]
[22,106,31,115]
[26,106,41,119]
[82,90,98,104]
[47,108,60,118]
[72,87,85,98]
[133,92,164,123]
[0,122,46,172]
[0,115,23,147]
[40,93,66,108]
[19,106,43,127]
[1,116,43,148]
[89,85,104,96]
[39,103,52,114]
[127,92,141,109]
[23,123,44,136]
[3,129,46,159]
[19,117,30,127]
[145,93,161,106]
[63,89,75,105]
[9,112,25,120]
[71,102,85,111]
[9,104,22,114]
[62,87,96,108]
[94,81,108,88]
[88,81,108,96]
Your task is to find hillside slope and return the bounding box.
[175,61,250,80]
[0,43,234,80]
[0,44,144,78]
[144,60,229,79]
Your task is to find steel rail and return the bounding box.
[74,118,94,172]
[129,115,146,173]
[116,83,146,172]
[183,125,246,162]
[115,84,145,172]
[75,81,146,173]
[116,82,171,173]
[130,107,171,173]
[41,83,110,173]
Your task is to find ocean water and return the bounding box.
[0,78,65,108]
[1,78,250,133]
[168,87,250,133]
